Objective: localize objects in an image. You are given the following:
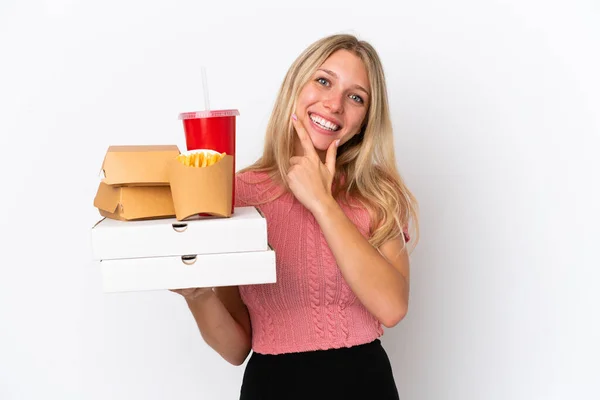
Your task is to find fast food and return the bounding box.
[176,151,226,168]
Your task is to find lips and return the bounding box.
[309,112,341,132]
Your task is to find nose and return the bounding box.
[323,90,344,113]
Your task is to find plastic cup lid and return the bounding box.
[178,109,240,120]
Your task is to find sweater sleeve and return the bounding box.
[235,172,253,207]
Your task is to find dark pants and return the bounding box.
[239,339,400,400]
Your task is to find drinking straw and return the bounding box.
[201,66,210,110]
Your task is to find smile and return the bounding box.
[309,113,340,132]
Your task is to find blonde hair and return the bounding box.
[240,34,419,250]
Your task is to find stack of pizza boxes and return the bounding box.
[90,144,276,293]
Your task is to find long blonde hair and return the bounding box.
[240,34,419,250]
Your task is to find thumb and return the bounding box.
[325,139,339,177]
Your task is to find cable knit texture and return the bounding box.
[235,171,408,355]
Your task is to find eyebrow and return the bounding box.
[318,68,370,97]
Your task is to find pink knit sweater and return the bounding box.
[235,171,408,355]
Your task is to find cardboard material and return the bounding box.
[98,247,276,293]
[93,182,176,221]
[168,153,233,220]
[101,145,180,186]
[91,206,268,260]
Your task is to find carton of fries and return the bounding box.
[168,149,234,220]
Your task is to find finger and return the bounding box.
[170,289,190,297]
[177,288,194,296]
[292,114,318,158]
[286,164,298,178]
[191,288,211,299]
[325,139,339,177]
[289,156,303,165]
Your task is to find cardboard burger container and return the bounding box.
[94,183,176,221]
[91,206,277,293]
[100,145,180,186]
[93,145,180,221]
[168,149,234,220]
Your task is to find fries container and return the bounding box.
[167,149,234,220]
[93,145,180,221]
[90,206,276,293]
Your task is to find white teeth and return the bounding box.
[310,114,339,131]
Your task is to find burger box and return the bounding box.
[91,206,276,293]
[94,183,176,221]
[93,145,180,221]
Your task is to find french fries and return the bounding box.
[176,151,226,168]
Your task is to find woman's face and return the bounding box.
[294,49,371,154]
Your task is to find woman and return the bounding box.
[173,34,419,399]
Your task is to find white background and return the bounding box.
[1,0,599,399]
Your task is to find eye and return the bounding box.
[349,94,364,104]
[316,77,330,86]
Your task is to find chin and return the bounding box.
[310,136,335,151]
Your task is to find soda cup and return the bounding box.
[178,109,239,214]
